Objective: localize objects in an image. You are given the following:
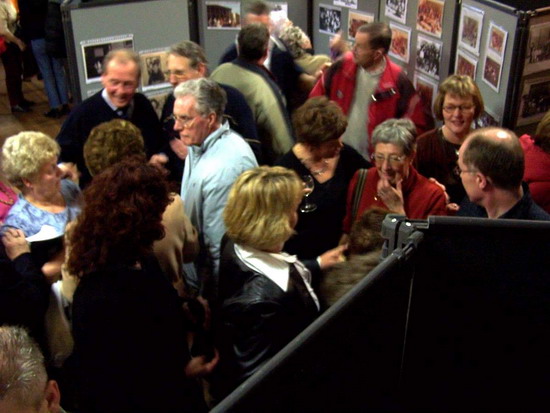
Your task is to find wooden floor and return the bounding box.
[0,62,67,148]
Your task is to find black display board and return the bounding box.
[212,216,550,412]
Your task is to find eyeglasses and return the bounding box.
[442,105,475,113]
[170,114,199,128]
[459,168,477,175]
[163,70,188,78]
[371,153,406,165]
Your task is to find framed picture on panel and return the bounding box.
[455,50,477,79]
[81,34,134,84]
[389,23,411,63]
[523,22,550,76]
[517,75,550,126]
[319,4,342,35]
[482,54,502,93]
[334,0,357,9]
[385,0,407,25]
[416,0,444,39]
[348,11,374,40]
[206,1,241,30]
[416,34,442,79]
[485,21,507,62]
[458,5,484,56]
[139,49,170,92]
[414,72,438,111]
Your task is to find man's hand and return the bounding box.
[185,349,219,378]
[149,153,169,167]
[428,177,459,214]
[2,228,30,260]
[169,139,189,160]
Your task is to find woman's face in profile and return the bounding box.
[313,137,344,159]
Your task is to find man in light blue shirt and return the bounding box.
[174,78,258,294]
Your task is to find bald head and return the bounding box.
[461,127,524,191]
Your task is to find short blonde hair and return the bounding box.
[1,132,60,191]
[433,74,484,120]
[224,166,302,250]
[84,119,146,176]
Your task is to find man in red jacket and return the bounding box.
[310,22,433,159]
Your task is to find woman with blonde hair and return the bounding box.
[210,166,320,401]
[415,74,484,204]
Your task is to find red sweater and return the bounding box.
[520,134,550,213]
[343,166,447,233]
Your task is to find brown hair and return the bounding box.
[67,160,171,277]
[357,22,392,53]
[534,110,550,154]
[433,75,484,120]
[292,97,347,147]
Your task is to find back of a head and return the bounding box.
[0,326,47,412]
[357,22,392,53]
[168,40,208,68]
[84,119,146,177]
[534,110,550,154]
[463,128,524,191]
[371,118,417,156]
[348,207,390,256]
[238,22,270,61]
[224,166,301,251]
[245,0,271,16]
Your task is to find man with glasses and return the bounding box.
[310,22,433,159]
[174,78,257,295]
[56,49,162,188]
[457,127,550,220]
[151,41,260,184]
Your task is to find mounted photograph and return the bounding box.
[389,23,411,63]
[414,72,438,111]
[348,11,374,40]
[416,34,442,79]
[319,4,342,35]
[524,21,550,76]
[482,54,502,93]
[486,21,507,61]
[139,50,170,91]
[458,5,484,56]
[416,0,444,38]
[385,0,407,25]
[206,1,241,29]
[455,50,477,79]
[517,75,550,126]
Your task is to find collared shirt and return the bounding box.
[180,122,257,290]
[234,243,320,310]
[101,88,134,117]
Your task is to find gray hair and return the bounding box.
[0,326,47,410]
[168,41,208,69]
[371,118,417,156]
[173,78,227,119]
[102,49,141,79]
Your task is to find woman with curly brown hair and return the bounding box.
[67,160,212,413]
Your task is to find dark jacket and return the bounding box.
[210,237,319,400]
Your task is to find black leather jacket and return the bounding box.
[210,237,319,400]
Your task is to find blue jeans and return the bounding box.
[31,38,69,108]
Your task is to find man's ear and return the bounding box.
[476,172,489,190]
[44,380,61,413]
[197,62,208,77]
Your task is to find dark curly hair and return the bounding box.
[292,97,348,147]
[67,160,171,277]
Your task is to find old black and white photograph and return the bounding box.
[319,4,342,35]
[385,0,407,24]
[524,22,550,76]
[482,55,502,92]
[146,89,171,118]
[416,34,442,79]
[334,0,357,9]
[206,1,241,29]
[458,5,484,56]
[517,76,550,126]
[348,11,374,40]
[81,35,134,84]
[139,50,170,91]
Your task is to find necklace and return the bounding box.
[0,183,15,207]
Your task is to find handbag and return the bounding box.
[350,168,369,223]
[0,36,6,55]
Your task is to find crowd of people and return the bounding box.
[1,1,550,412]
